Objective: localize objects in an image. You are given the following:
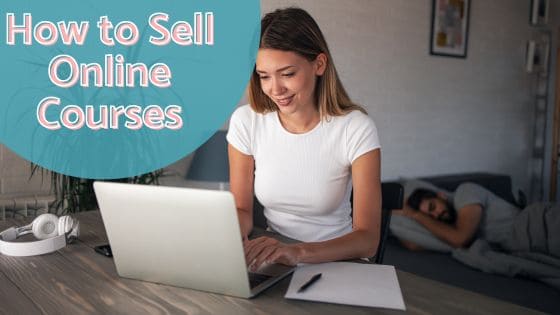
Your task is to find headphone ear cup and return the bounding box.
[32,214,60,240]
[58,216,74,235]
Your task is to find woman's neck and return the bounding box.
[277,107,321,134]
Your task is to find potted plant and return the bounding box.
[31,166,163,214]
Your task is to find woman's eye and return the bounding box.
[282,72,295,77]
[259,76,270,80]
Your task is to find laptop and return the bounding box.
[93,181,294,298]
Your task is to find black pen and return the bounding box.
[297,273,322,293]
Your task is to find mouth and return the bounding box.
[274,95,294,107]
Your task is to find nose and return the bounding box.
[269,77,285,96]
[434,208,445,219]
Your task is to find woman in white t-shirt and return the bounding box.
[227,7,381,271]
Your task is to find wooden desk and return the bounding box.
[0,211,543,314]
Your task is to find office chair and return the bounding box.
[252,182,404,264]
[349,182,404,263]
[374,182,403,264]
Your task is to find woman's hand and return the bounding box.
[243,236,302,271]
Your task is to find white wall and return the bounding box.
[0,145,50,196]
[261,0,560,195]
[2,0,559,199]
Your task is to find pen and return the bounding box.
[297,273,322,293]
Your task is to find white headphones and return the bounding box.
[0,214,80,256]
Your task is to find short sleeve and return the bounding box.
[226,105,253,155]
[346,111,381,163]
[453,183,489,210]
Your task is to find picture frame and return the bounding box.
[430,0,471,58]
[530,0,549,26]
[526,34,550,74]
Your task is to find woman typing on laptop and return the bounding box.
[227,7,381,272]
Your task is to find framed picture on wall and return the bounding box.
[430,0,471,58]
[526,36,550,74]
[530,0,549,26]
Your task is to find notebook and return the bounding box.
[285,262,405,310]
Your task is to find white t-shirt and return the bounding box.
[227,105,380,242]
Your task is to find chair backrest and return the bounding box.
[253,195,267,229]
[253,182,404,264]
[349,182,403,263]
[374,182,403,264]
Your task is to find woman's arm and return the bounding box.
[246,149,381,269]
[228,144,255,238]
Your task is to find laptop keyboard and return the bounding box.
[248,272,272,289]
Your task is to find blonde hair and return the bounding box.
[249,7,366,117]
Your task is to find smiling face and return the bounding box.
[255,49,326,117]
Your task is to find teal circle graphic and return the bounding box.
[0,0,260,179]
